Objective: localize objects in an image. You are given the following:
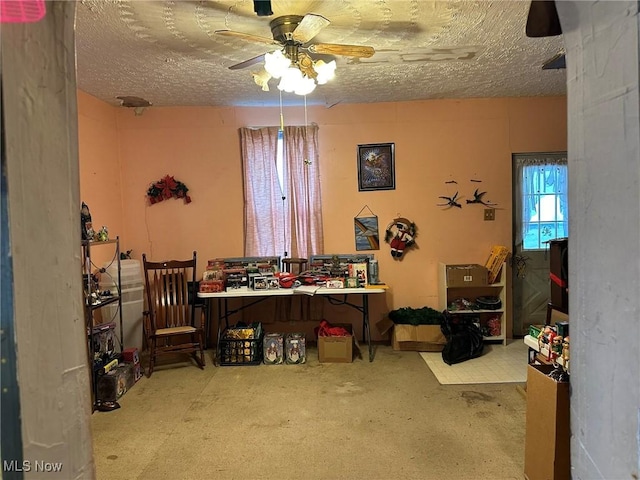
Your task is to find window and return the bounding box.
[240,125,324,259]
[515,153,568,250]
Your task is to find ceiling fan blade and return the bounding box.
[309,43,375,58]
[292,13,330,44]
[526,0,562,37]
[542,52,566,70]
[215,29,279,46]
[228,53,267,70]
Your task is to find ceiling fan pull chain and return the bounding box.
[279,90,284,131]
[304,95,308,128]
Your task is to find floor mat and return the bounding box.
[420,340,528,385]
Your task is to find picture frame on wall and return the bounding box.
[357,143,395,191]
[354,215,380,251]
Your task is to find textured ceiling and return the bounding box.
[75,0,566,108]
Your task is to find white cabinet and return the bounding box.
[438,262,507,345]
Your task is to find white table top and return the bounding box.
[197,285,386,298]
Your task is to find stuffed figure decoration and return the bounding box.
[81,202,95,241]
[385,217,417,259]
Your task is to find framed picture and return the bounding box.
[354,215,380,251]
[357,143,395,191]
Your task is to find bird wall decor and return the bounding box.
[466,188,497,207]
[437,191,462,209]
[438,177,498,209]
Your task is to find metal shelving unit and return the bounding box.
[82,237,123,411]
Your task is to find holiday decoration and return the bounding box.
[81,201,95,240]
[147,175,191,204]
[96,226,109,242]
[384,217,417,259]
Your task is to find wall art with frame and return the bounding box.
[357,143,395,191]
[354,205,380,251]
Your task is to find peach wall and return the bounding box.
[78,93,566,341]
[77,91,123,268]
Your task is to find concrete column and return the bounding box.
[2,2,95,478]
[556,1,640,478]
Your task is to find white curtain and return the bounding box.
[240,124,324,260]
[514,152,568,249]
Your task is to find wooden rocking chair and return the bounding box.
[142,252,205,377]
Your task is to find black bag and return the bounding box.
[476,295,502,310]
[440,311,484,365]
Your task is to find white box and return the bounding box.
[348,263,368,287]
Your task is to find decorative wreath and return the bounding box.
[147,175,191,204]
[384,217,417,259]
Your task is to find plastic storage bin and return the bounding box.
[103,284,144,351]
[100,259,143,292]
[219,323,263,365]
[104,299,144,351]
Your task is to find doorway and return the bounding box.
[512,152,568,335]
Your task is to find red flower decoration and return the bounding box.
[147,175,191,205]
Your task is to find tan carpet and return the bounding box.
[91,345,527,480]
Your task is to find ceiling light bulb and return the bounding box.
[264,50,291,79]
[277,66,304,93]
[252,69,272,91]
[277,67,317,95]
[314,59,336,85]
[294,76,316,95]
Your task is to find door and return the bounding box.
[512,153,568,335]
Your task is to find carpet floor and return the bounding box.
[91,344,527,480]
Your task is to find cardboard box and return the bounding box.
[376,317,394,337]
[347,263,368,286]
[96,363,135,402]
[318,324,353,363]
[528,324,545,338]
[524,364,570,480]
[391,324,447,352]
[485,246,509,283]
[122,347,139,364]
[446,264,488,287]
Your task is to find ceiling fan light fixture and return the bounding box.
[264,50,291,79]
[314,59,336,84]
[277,67,316,95]
[219,12,374,96]
[262,50,334,95]
[294,76,316,96]
[252,69,272,91]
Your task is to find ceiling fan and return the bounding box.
[215,13,375,73]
